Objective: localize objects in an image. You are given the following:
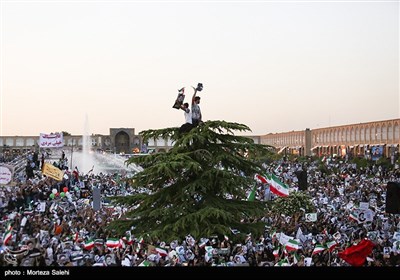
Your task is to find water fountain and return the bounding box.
[68,114,142,175]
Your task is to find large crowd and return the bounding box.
[0,152,400,267]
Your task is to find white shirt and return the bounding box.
[184,108,192,124]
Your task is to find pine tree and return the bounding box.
[110,120,274,241]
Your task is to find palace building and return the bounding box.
[1,118,399,159]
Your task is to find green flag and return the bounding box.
[247,184,257,201]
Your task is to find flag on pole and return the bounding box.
[3,223,13,245]
[106,238,121,248]
[312,244,326,255]
[155,247,168,257]
[285,239,300,251]
[266,174,290,197]
[83,239,94,250]
[326,240,338,252]
[273,245,280,257]
[122,231,133,245]
[255,174,268,184]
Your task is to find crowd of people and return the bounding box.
[0,152,399,267]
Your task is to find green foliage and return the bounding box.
[376,157,391,169]
[351,157,369,169]
[258,151,282,165]
[109,120,274,241]
[271,192,314,216]
[318,163,330,175]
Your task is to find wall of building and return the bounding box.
[1,119,399,158]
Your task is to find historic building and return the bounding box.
[1,118,399,158]
[260,119,400,158]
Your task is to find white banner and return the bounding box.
[0,164,14,185]
[305,213,317,222]
[278,233,293,246]
[39,202,46,212]
[351,208,375,223]
[39,132,64,148]
[359,202,369,210]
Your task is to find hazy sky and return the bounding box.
[0,0,399,137]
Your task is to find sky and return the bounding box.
[0,0,399,137]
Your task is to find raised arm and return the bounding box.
[191,86,198,105]
[180,104,189,113]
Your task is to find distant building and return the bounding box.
[1,119,399,158]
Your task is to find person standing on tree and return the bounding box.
[191,86,202,127]
[179,102,193,133]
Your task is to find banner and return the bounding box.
[349,208,374,223]
[371,145,383,161]
[39,132,64,148]
[42,163,64,181]
[305,213,317,222]
[0,164,14,185]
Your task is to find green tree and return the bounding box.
[110,121,273,241]
[270,192,314,216]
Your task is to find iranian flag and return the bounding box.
[122,231,133,245]
[266,174,289,197]
[3,226,13,245]
[285,239,300,251]
[273,246,280,257]
[349,210,359,222]
[72,232,79,243]
[155,247,168,257]
[83,239,94,250]
[326,240,338,252]
[255,174,268,184]
[312,244,326,255]
[106,238,121,248]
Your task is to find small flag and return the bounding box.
[155,247,168,257]
[285,239,300,251]
[3,226,13,245]
[312,244,326,255]
[83,239,94,250]
[247,184,257,202]
[273,245,280,257]
[106,238,121,248]
[326,240,338,252]
[255,174,268,184]
[122,231,133,245]
[266,174,290,197]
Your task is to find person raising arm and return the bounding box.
[191,86,202,127]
